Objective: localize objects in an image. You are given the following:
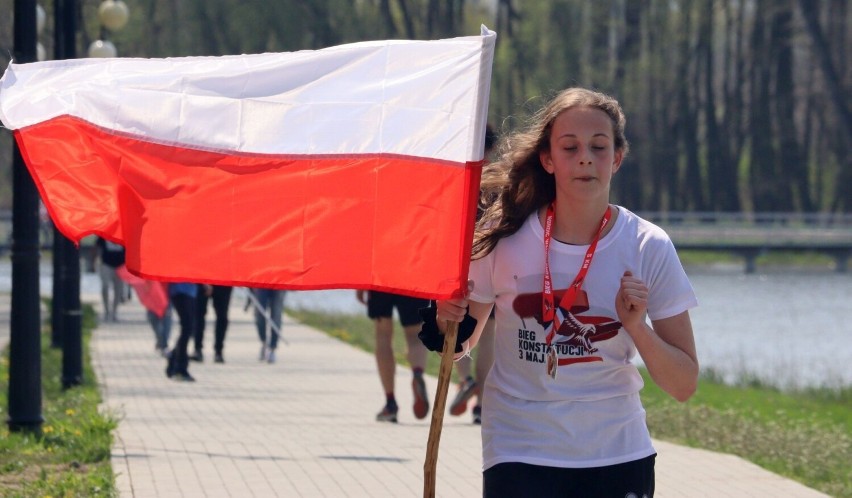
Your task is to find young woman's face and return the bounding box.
[539,106,623,201]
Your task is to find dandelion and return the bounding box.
[65,408,76,416]
[74,430,82,436]
[43,425,54,433]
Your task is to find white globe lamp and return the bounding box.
[88,40,117,58]
[98,0,130,31]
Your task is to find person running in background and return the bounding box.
[191,284,233,363]
[448,315,494,424]
[357,290,430,423]
[146,282,172,357]
[165,282,198,382]
[95,236,126,322]
[428,88,698,497]
[250,288,286,364]
[148,303,172,357]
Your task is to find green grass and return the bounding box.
[0,300,118,497]
[287,306,852,498]
[678,249,836,269]
[642,372,851,497]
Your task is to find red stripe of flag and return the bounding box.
[17,115,481,299]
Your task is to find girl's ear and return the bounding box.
[612,149,624,173]
[540,150,554,174]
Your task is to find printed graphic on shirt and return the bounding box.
[513,288,621,366]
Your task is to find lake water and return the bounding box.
[2,262,850,390]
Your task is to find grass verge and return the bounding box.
[0,300,118,497]
[288,307,852,498]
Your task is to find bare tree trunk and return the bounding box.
[699,0,734,211]
[722,0,747,211]
[798,0,852,145]
[191,0,226,55]
[674,0,704,211]
[426,0,439,38]
[579,2,612,89]
[496,0,516,37]
[397,0,416,39]
[612,0,644,208]
[748,0,776,211]
[802,55,820,208]
[380,0,399,38]
[647,0,680,212]
[772,0,809,210]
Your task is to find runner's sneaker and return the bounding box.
[449,377,477,416]
[171,372,196,382]
[376,403,399,423]
[412,375,430,419]
[472,405,482,425]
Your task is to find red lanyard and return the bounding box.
[542,204,611,347]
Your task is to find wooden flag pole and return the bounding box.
[423,320,459,498]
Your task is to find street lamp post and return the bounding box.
[50,0,66,351]
[56,0,130,388]
[36,2,68,354]
[48,0,84,390]
[8,0,44,433]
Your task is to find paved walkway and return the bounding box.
[1,291,831,497]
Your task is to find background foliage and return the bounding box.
[1,0,849,213]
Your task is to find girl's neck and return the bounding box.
[540,199,615,245]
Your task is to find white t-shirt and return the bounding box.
[469,206,698,470]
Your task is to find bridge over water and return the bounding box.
[639,212,852,273]
[2,210,851,273]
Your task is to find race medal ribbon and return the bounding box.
[542,204,612,379]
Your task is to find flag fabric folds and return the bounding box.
[116,265,169,318]
[1,27,496,300]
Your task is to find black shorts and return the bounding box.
[366,291,428,327]
[483,454,656,498]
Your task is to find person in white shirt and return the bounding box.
[427,87,699,498]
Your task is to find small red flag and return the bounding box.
[116,265,168,318]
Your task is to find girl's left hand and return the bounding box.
[615,271,648,331]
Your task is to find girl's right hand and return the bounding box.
[436,280,473,323]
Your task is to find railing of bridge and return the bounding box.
[636,212,852,247]
[637,211,852,226]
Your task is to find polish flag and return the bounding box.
[1,27,496,300]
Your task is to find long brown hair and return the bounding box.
[472,88,629,259]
